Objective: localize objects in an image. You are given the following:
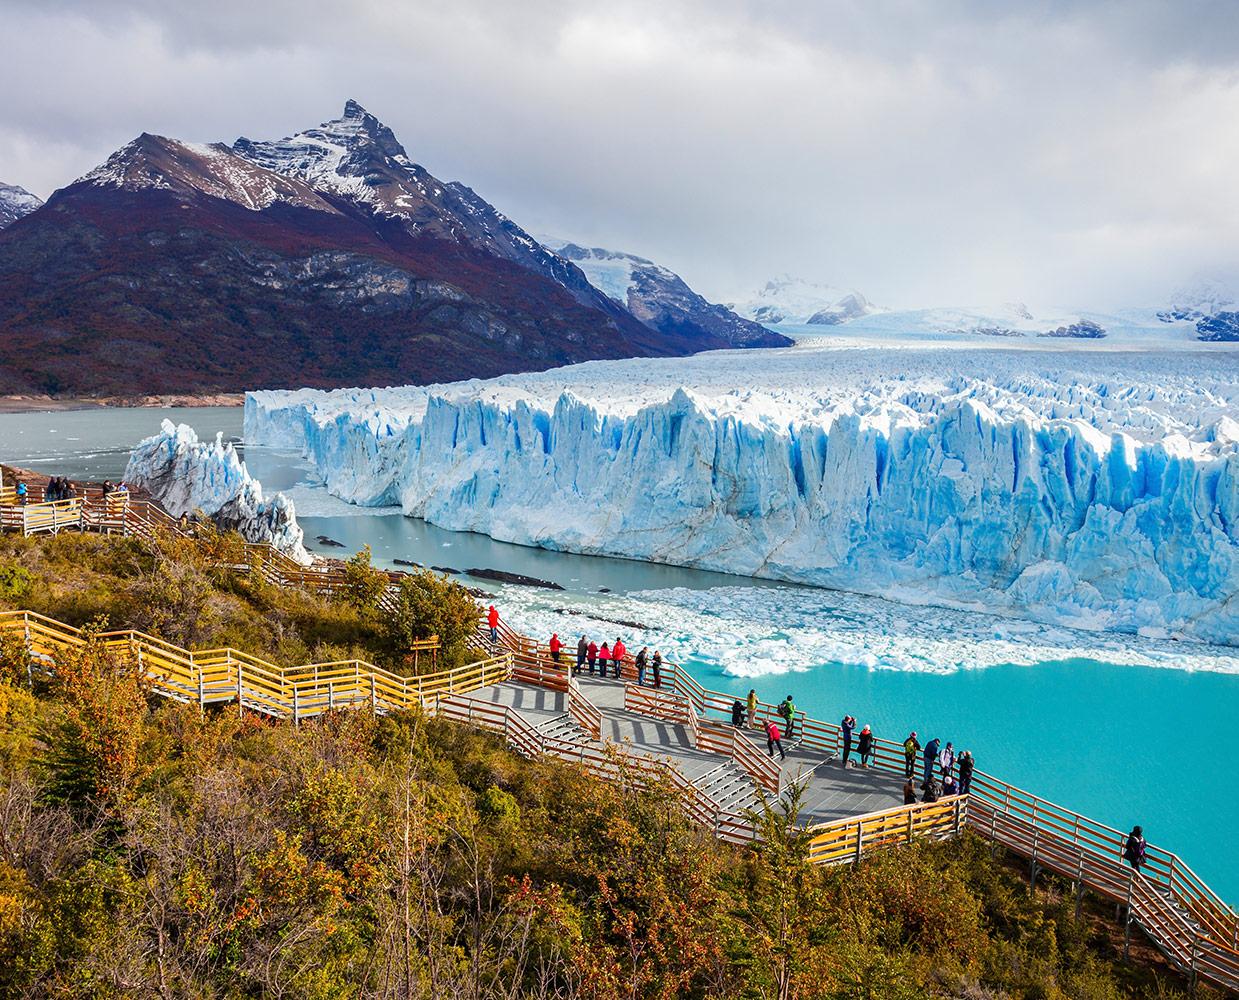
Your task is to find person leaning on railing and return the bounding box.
[1124,826,1147,871]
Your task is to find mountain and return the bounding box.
[545,241,791,349]
[0,182,42,229]
[0,102,743,397]
[727,275,877,326]
[1157,275,1239,341]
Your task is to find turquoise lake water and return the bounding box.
[1,405,1236,901]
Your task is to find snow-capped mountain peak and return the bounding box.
[0,181,42,229]
[728,274,878,326]
[233,100,446,222]
[77,133,339,214]
[545,238,792,348]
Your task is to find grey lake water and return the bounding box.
[2,404,1237,902]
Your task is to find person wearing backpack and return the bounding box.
[651,650,662,688]
[635,647,649,686]
[903,731,921,779]
[730,699,745,728]
[781,696,797,740]
[576,635,588,675]
[587,639,599,675]
[1124,826,1147,872]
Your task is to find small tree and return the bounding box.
[339,545,389,614]
[385,570,481,670]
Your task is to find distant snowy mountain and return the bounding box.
[544,240,791,349]
[0,182,42,229]
[727,276,877,326]
[1158,275,1239,342]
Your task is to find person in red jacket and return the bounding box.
[610,637,626,679]
[598,643,610,676]
[549,633,563,663]
[587,640,599,675]
[487,605,499,642]
[765,719,786,761]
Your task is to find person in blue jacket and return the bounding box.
[923,737,941,790]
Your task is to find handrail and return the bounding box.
[2,490,1234,990]
[0,608,506,723]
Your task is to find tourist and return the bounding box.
[587,639,599,675]
[611,637,626,679]
[731,699,745,727]
[938,741,955,779]
[858,724,874,768]
[548,633,563,664]
[841,715,856,767]
[1124,826,1147,872]
[15,480,27,504]
[903,731,921,779]
[576,635,588,675]
[922,737,941,789]
[765,718,786,761]
[651,650,662,687]
[101,480,113,496]
[46,478,59,502]
[599,642,611,677]
[942,774,958,796]
[922,777,940,803]
[746,688,758,728]
[635,646,649,686]
[60,479,74,500]
[903,779,917,805]
[487,605,499,643]
[780,695,797,740]
[957,751,975,795]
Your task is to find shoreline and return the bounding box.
[0,393,245,414]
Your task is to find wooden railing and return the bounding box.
[696,720,781,795]
[566,676,603,740]
[806,797,967,866]
[3,489,1235,990]
[0,609,505,723]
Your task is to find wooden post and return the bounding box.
[197,659,205,715]
[237,660,244,717]
[853,822,863,867]
[328,681,335,713]
[370,673,377,713]
[293,686,300,728]
[1123,875,1133,961]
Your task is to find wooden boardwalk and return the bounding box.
[0,485,1236,993]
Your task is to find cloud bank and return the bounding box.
[3,0,1238,308]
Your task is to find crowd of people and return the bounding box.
[493,608,1158,860]
[6,476,130,505]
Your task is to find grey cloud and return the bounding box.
[2,0,1238,308]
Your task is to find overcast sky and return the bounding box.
[3,0,1239,308]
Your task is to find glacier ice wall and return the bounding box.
[245,360,1239,644]
[126,420,310,564]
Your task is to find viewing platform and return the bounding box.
[0,478,1236,994]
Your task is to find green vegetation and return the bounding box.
[0,533,1212,997]
[0,531,480,673]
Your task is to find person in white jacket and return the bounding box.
[937,741,955,778]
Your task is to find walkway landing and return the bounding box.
[452,674,909,824]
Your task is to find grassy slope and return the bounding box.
[0,533,1214,998]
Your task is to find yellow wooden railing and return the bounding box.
[0,609,506,723]
[2,488,1236,990]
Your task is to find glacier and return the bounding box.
[244,343,1239,644]
[125,420,310,563]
